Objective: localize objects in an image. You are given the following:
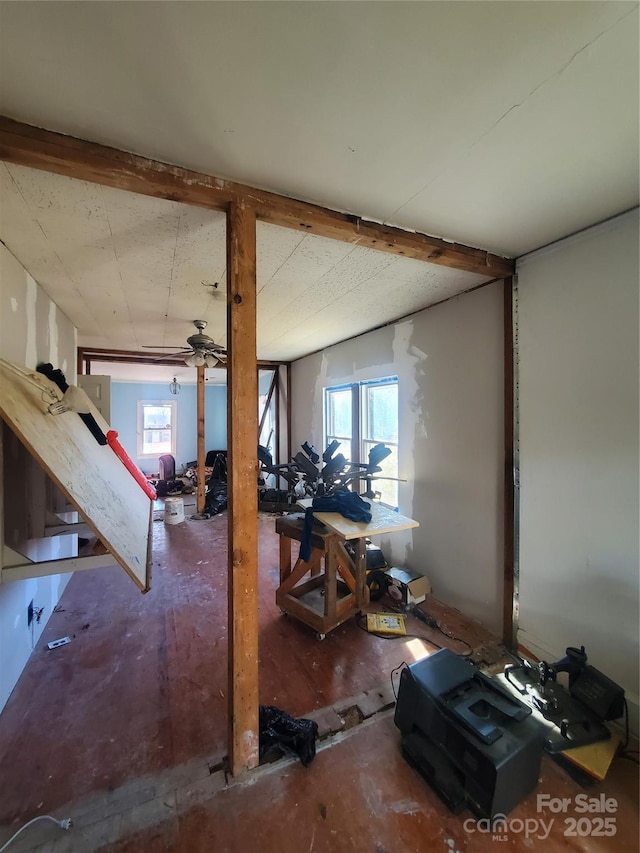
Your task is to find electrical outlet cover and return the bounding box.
[47,637,71,650]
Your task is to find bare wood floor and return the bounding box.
[0,512,637,852]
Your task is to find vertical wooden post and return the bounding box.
[226,198,259,775]
[286,364,292,464]
[196,364,206,514]
[354,537,368,608]
[502,276,516,648]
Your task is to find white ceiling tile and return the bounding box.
[1,165,494,360]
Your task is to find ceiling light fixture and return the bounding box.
[169,377,181,395]
[185,352,205,367]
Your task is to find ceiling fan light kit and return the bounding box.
[186,352,205,367]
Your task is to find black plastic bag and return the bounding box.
[259,705,318,767]
[205,479,228,515]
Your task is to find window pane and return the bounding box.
[326,388,352,441]
[364,382,398,443]
[363,439,398,507]
[142,429,172,455]
[143,405,172,430]
[138,402,176,457]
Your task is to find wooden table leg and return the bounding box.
[325,539,337,620]
[354,537,368,608]
[279,534,292,585]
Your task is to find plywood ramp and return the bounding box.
[0,358,151,590]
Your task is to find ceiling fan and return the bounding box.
[143,320,227,367]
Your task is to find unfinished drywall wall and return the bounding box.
[516,209,639,731]
[0,242,77,711]
[291,281,504,634]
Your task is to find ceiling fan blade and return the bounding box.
[142,345,187,350]
[148,351,190,363]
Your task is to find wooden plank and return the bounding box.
[297,498,418,540]
[279,533,291,585]
[3,552,118,582]
[502,276,516,648]
[561,731,621,781]
[278,553,318,596]
[336,595,356,617]
[325,546,337,619]
[0,117,514,277]
[335,560,357,595]
[275,515,331,551]
[275,593,325,633]
[77,346,281,371]
[354,538,368,607]
[226,199,259,775]
[196,364,206,514]
[0,358,151,591]
[284,573,325,599]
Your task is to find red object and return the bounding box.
[106,430,157,500]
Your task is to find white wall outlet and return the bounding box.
[47,637,71,650]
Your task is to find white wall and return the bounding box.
[292,281,504,634]
[0,242,77,711]
[516,209,639,731]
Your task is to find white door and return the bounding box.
[78,375,111,423]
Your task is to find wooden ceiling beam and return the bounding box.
[76,347,284,370]
[0,116,514,278]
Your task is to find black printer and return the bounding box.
[394,648,543,818]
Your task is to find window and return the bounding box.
[324,377,399,507]
[325,384,354,458]
[259,368,277,455]
[361,379,399,507]
[137,401,177,458]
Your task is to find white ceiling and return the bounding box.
[0,2,638,362]
[0,161,488,360]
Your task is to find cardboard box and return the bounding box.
[386,566,431,605]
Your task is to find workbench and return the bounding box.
[275,500,418,638]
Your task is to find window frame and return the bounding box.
[323,376,399,507]
[136,400,177,459]
[324,383,356,462]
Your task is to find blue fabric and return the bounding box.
[299,490,372,562]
